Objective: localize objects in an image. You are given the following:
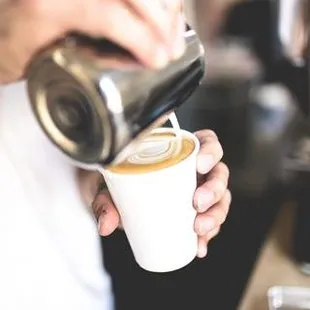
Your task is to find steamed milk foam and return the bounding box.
[108,113,195,174]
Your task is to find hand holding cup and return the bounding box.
[93,129,231,271]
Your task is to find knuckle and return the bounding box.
[204,130,218,140]
[216,142,224,160]
[210,192,231,226]
[211,226,221,238]
[218,208,228,225]
[218,162,230,179]
[195,129,218,141]
[208,166,229,189]
[199,137,220,154]
[204,129,217,138]
[217,192,231,223]
[225,189,232,205]
[209,177,226,202]
[212,208,226,226]
[217,179,227,196]
[199,136,223,160]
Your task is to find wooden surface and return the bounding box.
[238,203,310,310]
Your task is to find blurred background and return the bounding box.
[102,0,309,309]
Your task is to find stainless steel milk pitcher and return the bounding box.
[26,29,205,167]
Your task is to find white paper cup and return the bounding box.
[101,127,199,272]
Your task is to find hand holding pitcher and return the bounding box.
[0,0,185,83]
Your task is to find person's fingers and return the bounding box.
[203,226,221,243]
[92,190,120,236]
[194,162,229,212]
[162,0,186,59]
[206,226,221,241]
[197,238,208,258]
[124,0,176,44]
[169,9,186,59]
[194,189,231,235]
[197,226,221,258]
[194,130,224,174]
[75,0,171,69]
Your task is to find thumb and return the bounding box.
[92,190,120,236]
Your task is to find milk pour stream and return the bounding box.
[116,112,183,167]
[168,112,182,157]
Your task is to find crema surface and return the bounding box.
[108,132,195,174]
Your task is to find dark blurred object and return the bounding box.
[269,0,309,116]
[190,0,309,111]
[177,80,305,194]
[230,83,302,193]
[186,0,308,194]
[272,0,310,273]
[273,0,308,65]
[293,171,310,275]
[189,0,310,271]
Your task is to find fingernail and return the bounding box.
[155,46,169,68]
[197,191,214,212]
[197,155,214,174]
[197,244,208,258]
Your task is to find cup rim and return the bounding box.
[102,127,199,177]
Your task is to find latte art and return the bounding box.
[108,131,195,174]
[127,136,181,165]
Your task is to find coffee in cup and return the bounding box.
[108,131,195,174]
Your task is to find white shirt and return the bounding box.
[0,82,114,310]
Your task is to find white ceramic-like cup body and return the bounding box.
[101,128,199,272]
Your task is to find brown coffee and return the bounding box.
[108,132,195,174]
